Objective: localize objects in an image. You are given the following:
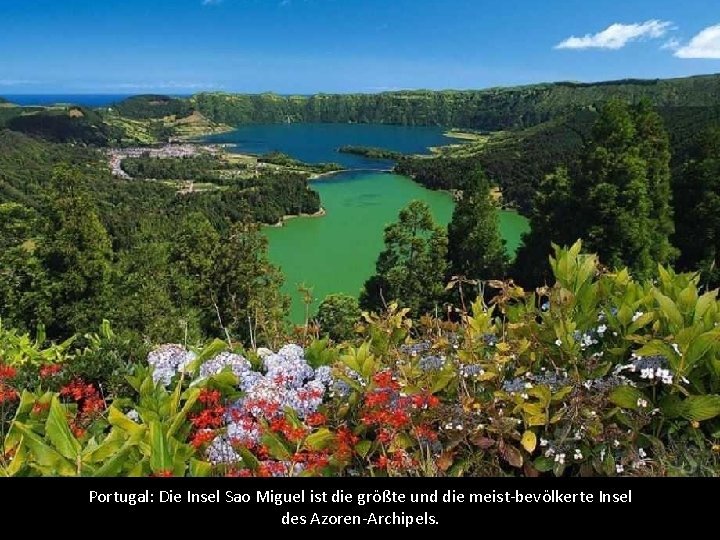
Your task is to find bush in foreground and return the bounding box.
[1,241,719,476]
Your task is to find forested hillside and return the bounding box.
[192,74,720,130]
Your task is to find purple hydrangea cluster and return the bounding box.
[204,344,333,464]
[199,352,252,379]
[147,344,197,386]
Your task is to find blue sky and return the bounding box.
[1,0,719,94]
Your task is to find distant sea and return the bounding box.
[2,94,189,107]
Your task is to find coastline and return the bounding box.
[269,207,327,227]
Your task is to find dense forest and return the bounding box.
[192,74,720,130]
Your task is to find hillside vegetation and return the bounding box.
[192,74,720,130]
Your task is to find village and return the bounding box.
[106,143,225,178]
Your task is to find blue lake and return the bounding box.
[202,123,455,169]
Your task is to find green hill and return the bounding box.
[191,73,720,130]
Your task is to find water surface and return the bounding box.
[203,123,454,169]
[210,123,530,323]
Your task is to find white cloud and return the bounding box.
[556,20,672,50]
[674,24,720,59]
[202,0,223,5]
[661,38,681,51]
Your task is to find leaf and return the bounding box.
[499,441,523,468]
[521,431,537,453]
[354,440,372,458]
[431,371,455,393]
[681,395,720,422]
[189,459,214,477]
[93,442,135,477]
[168,387,201,437]
[12,422,76,476]
[304,428,335,451]
[693,290,718,323]
[108,406,145,438]
[533,456,554,472]
[237,446,260,471]
[149,421,172,474]
[608,386,647,410]
[45,397,81,461]
[684,330,720,373]
[261,431,291,461]
[469,434,495,450]
[653,290,684,328]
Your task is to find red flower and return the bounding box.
[373,370,400,390]
[199,388,222,407]
[306,412,327,427]
[0,365,17,380]
[0,384,18,404]
[364,390,391,408]
[39,364,62,378]
[151,470,174,477]
[226,468,253,477]
[190,430,217,449]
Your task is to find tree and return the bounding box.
[209,221,288,347]
[514,99,676,286]
[574,99,675,278]
[512,167,578,286]
[673,126,720,286]
[360,201,448,316]
[447,168,508,283]
[40,166,113,337]
[634,99,676,265]
[0,203,51,331]
[315,294,361,341]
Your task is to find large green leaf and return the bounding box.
[12,422,76,476]
[45,397,81,461]
[681,395,720,422]
[167,386,201,437]
[149,421,172,473]
[93,441,136,477]
[237,446,260,471]
[653,290,684,328]
[608,386,647,410]
[190,458,214,477]
[261,431,291,461]
[684,330,720,373]
[108,406,145,438]
[304,428,335,451]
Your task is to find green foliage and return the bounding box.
[40,166,113,338]
[1,242,720,476]
[194,75,720,131]
[315,294,361,341]
[6,107,115,145]
[337,146,403,160]
[514,100,676,286]
[360,201,448,317]
[209,221,289,347]
[673,125,720,287]
[447,168,508,285]
[111,95,193,120]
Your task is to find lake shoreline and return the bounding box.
[269,207,327,227]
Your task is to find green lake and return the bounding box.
[207,124,530,323]
[266,170,529,323]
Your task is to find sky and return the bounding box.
[1,0,719,94]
